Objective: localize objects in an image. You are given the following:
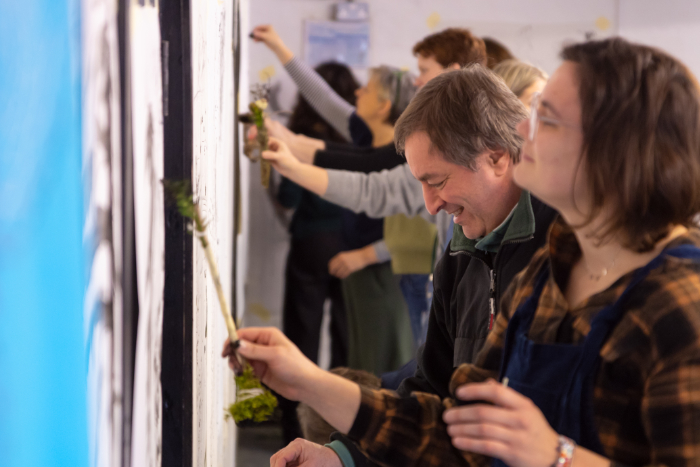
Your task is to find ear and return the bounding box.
[379,98,393,122]
[486,149,511,177]
[447,62,461,71]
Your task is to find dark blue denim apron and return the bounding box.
[492,245,700,467]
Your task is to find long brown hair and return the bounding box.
[562,38,700,252]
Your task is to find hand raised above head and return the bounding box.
[251,25,281,48]
[251,25,293,64]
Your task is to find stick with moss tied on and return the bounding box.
[163,180,278,424]
[239,83,272,188]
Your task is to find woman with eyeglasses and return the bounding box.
[227,37,700,467]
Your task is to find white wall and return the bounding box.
[247,0,619,110]
[129,3,166,466]
[190,0,237,465]
[619,0,700,78]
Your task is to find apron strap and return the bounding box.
[578,244,700,375]
[498,261,550,380]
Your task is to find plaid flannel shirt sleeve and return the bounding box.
[343,250,547,467]
[343,287,523,467]
[346,386,491,467]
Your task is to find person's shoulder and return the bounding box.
[631,229,700,361]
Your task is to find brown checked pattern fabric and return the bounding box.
[348,218,700,467]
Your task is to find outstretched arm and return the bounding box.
[323,164,428,219]
[261,139,430,221]
[252,25,357,141]
[225,327,361,433]
[224,326,485,466]
[261,137,330,195]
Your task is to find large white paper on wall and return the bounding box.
[190,0,237,465]
[82,0,123,465]
[129,1,165,466]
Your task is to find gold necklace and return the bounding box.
[583,246,623,281]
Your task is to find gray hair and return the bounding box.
[493,59,548,99]
[395,64,528,170]
[370,66,418,125]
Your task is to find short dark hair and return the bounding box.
[412,28,487,68]
[483,37,515,69]
[296,368,381,445]
[394,64,528,170]
[562,37,700,252]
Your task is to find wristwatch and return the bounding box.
[553,435,576,467]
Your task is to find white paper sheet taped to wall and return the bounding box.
[304,20,370,68]
[82,0,123,465]
[130,1,165,466]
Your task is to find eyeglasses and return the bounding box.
[528,92,580,141]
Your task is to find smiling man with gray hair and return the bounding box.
[249,64,558,467]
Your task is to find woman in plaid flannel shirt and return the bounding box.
[226,37,700,467]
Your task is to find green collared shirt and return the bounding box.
[449,190,536,254]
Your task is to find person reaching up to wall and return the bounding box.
[254,26,421,388]
[276,62,360,444]
[252,25,489,349]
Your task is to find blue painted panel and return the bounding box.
[0,1,88,466]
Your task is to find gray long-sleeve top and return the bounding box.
[323,163,452,255]
[285,56,356,142]
[284,56,392,260]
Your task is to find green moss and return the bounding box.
[162,180,206,233]
[225,365,278,424]
[248,101,269,151]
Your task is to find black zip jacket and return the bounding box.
[331,192,558,467]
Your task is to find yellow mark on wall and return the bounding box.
[258,65,276,82]
[595,16,611,31]
[426,12,441,30]
[247,302,272,322]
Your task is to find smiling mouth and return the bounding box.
[447,207,464,217]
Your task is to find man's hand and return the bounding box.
[221,327,320,402]
[251,25,294,64]
[270,439,342,467]
[328,245,378,279]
